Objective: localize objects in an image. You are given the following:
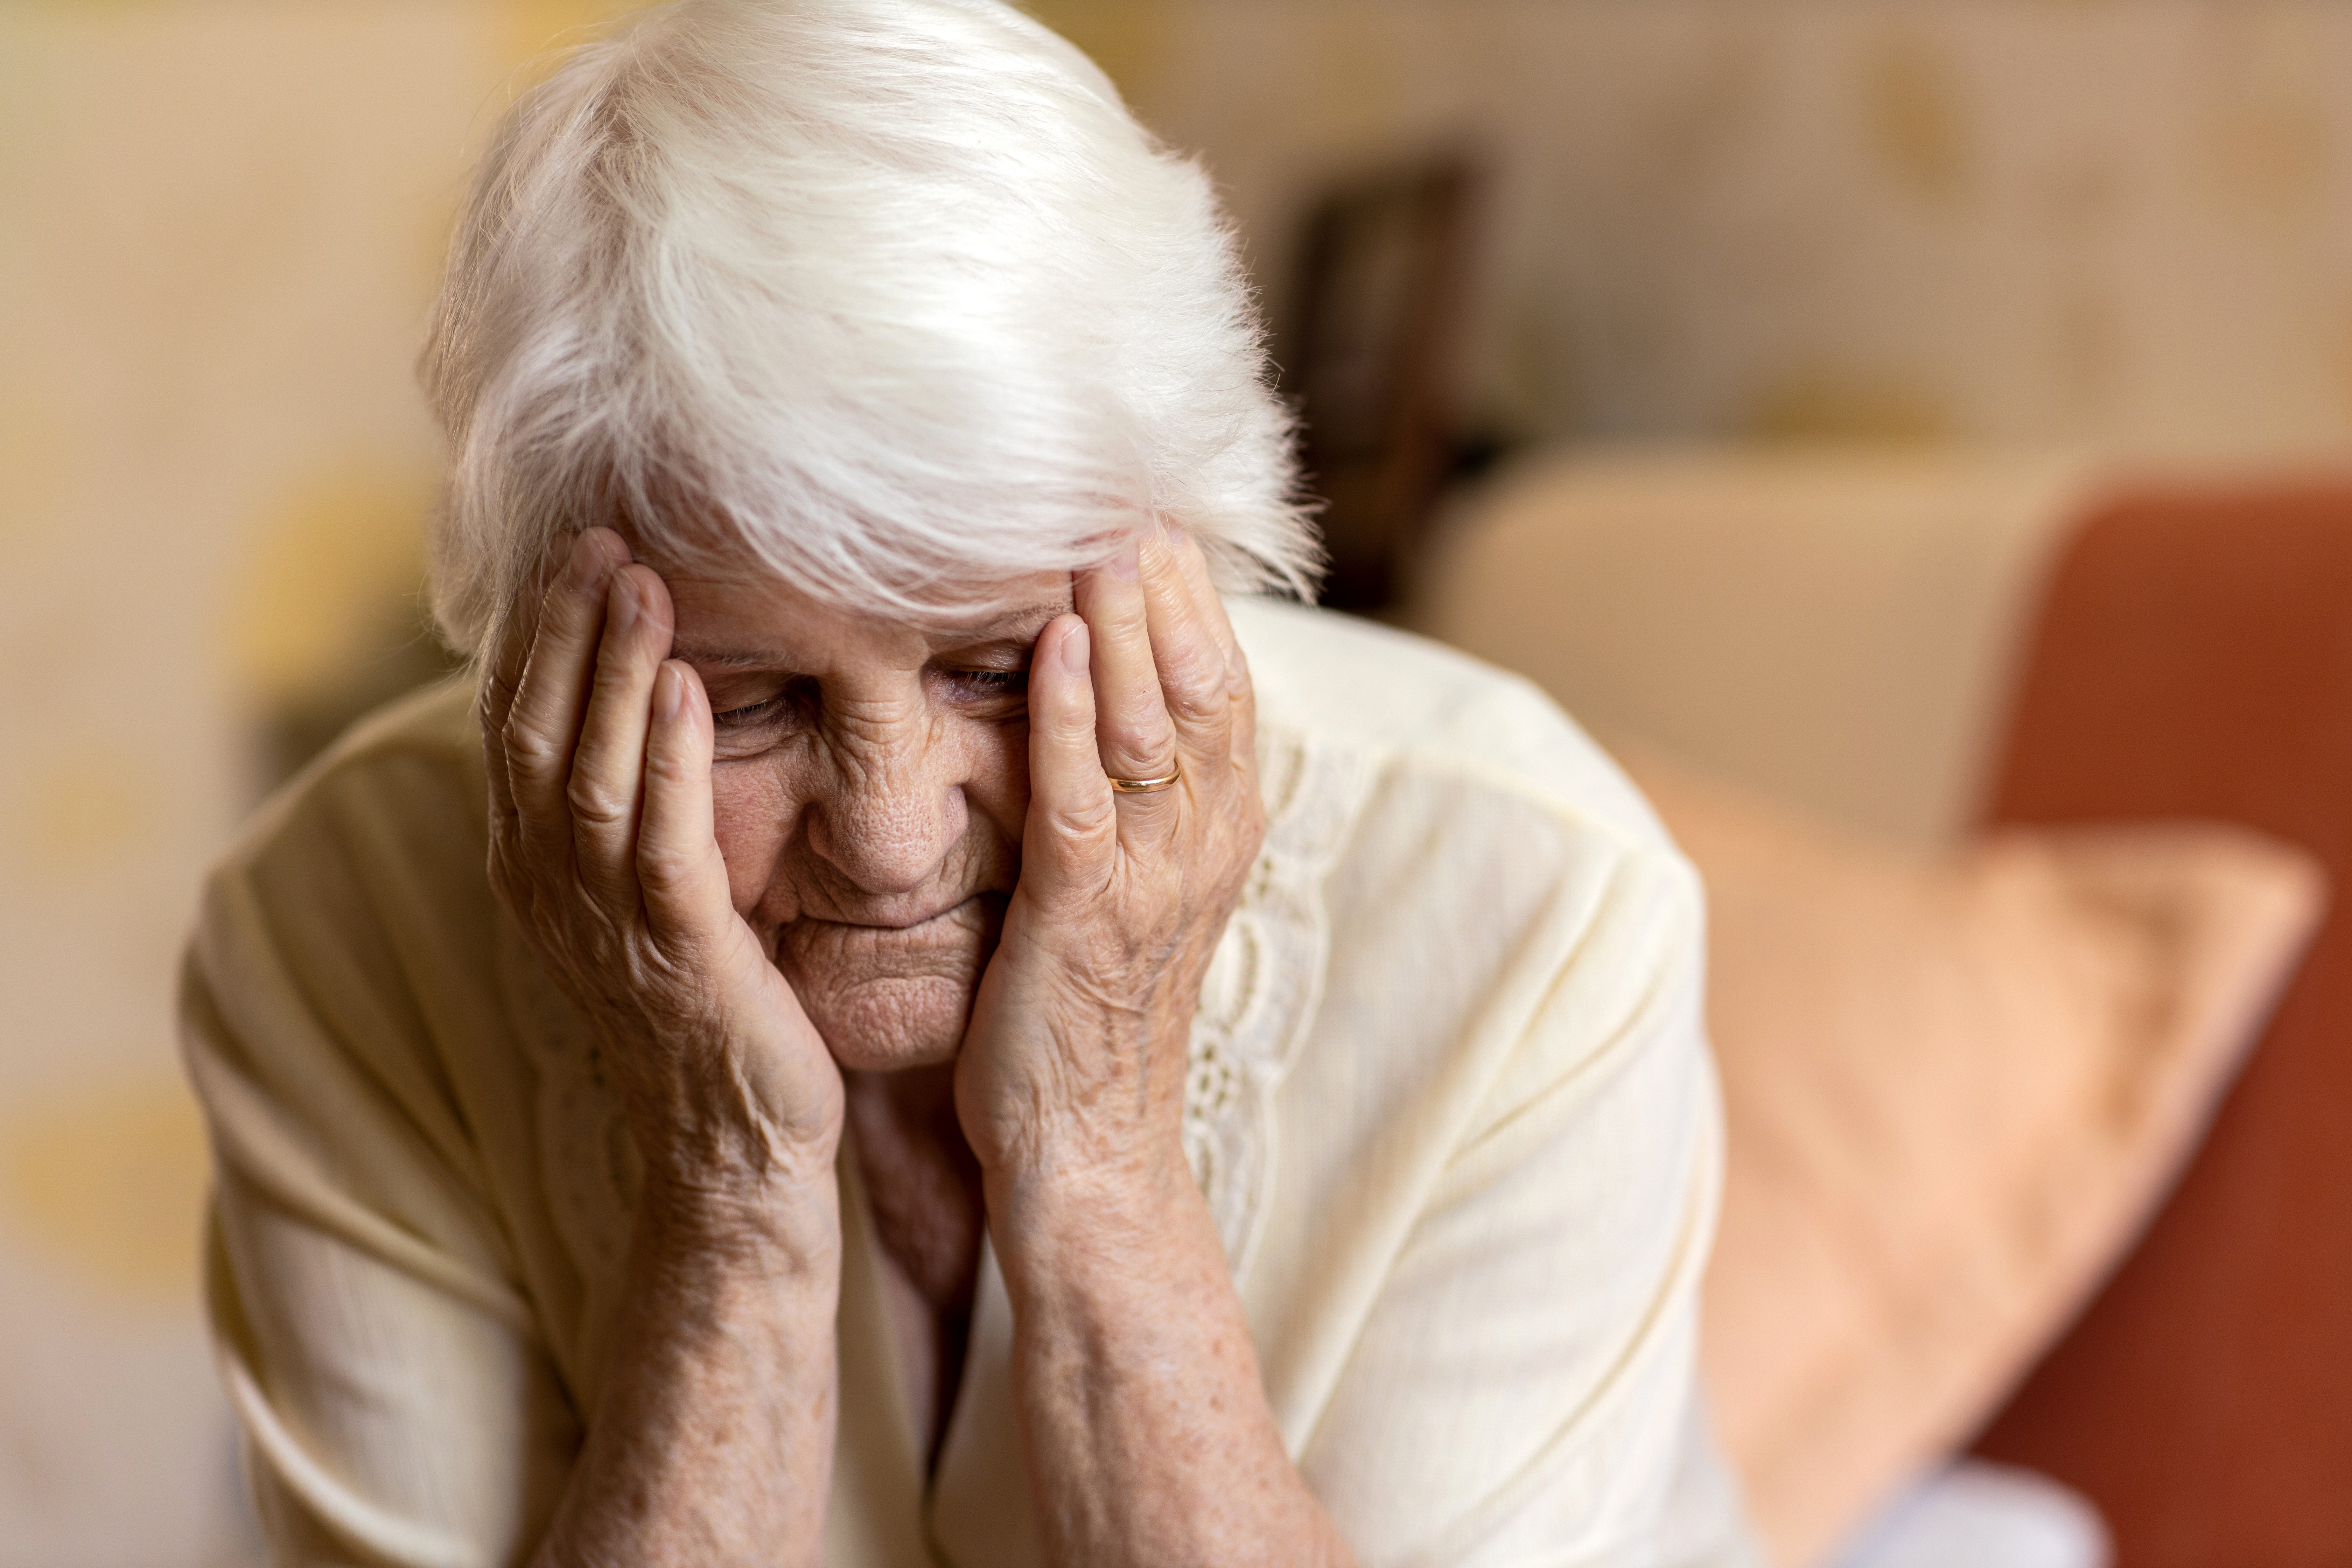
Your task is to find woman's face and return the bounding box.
[657,556,1073,1074]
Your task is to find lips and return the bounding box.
[771,892,1007,983]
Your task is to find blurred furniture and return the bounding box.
[1621,738,2316,1568]
[1408,450,2352,1568]
[1969,484,2352,1568]
[1281,154,1480,611]
[1409,448,2099,846]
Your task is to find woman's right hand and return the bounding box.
[481,527,843,1250]
[489,527,842,1567]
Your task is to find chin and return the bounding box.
[772,899,1000,1074]
[795,974,974,1073]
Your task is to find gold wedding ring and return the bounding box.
[1107,768,1181,794]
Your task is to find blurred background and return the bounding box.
[4,2,2351,1565]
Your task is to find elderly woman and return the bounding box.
[183,2,1755,1564]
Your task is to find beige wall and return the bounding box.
[1,1,2346,1560]
[0,6,612,1559]
[1043,0,2352,454]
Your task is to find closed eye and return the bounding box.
[712,695,788,726]
[710,674,820,734]
[946,668,1027,697]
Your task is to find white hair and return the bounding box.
[420,0,1317,657]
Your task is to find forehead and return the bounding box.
[658,561,1072,669]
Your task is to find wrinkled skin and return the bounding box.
[477,524,1351,1567]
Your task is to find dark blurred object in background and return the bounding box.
[1281,154,1485,612]
[256,600,463,790]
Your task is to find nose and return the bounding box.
[802,715,969,903]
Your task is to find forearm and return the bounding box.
[957,530,1342,1562]
[991,1157,1357,1568]
[532,1181,841,1568]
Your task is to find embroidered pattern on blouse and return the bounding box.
[1182,728,1372,1278]
[504,725,1372,1304]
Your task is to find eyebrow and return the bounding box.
[668,603,1068,672]
[935,601,1069,648]
[667,643,797,672]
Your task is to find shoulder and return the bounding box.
[197,676,493,999]
[1224,598,1708,1141]
[1226,609,1723,1514]
[1228,596,1681,865]
[192,667,495,1049]
[186,677,505,1216]
[215,676,484,890]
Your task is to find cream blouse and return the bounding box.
[183,599,1753,1568]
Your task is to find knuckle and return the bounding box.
[565,772,633,828]
[503,714,563,773]
[635,840,701,895]
[1166,679,1227,726]
[1049,793,1119,845]
[644,744,697,789]
[1100,716,1172,764]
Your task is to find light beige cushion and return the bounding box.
[1622,749,2326,1568]
[1410,447,2098,843]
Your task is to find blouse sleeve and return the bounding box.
[1297,832,1734,1568]
[181,746,578,1568]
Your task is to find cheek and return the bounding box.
[710,763,796,916]
[962,719,1032,838]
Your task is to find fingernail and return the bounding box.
[610,570,638,628]
[657,661,685,719]
[564,532,602,589]
[1108,539,1139,580]
[1060,620,1090,675]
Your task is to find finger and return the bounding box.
[505,530,632,862]
[1072,538,1181,806]
[1165,527,1257,774]
[482,539,567,730]
[568,563,676,892]
[480,538,572,836]
[1137,526,1238,776]
[637,660,734,946]
[1021,614,1116,902]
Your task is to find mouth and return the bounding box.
[771,893,1007,976]
[768,893,1009,1072]
[832,894,1003,934]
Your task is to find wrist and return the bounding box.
[981,1110,1190,1205]
[636,1156,843,1283]
[620,1044,845,1257]
[983,1135,1205,1288]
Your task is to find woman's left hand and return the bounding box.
[954,525,1264,1197]
[954,528,1351,1568]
